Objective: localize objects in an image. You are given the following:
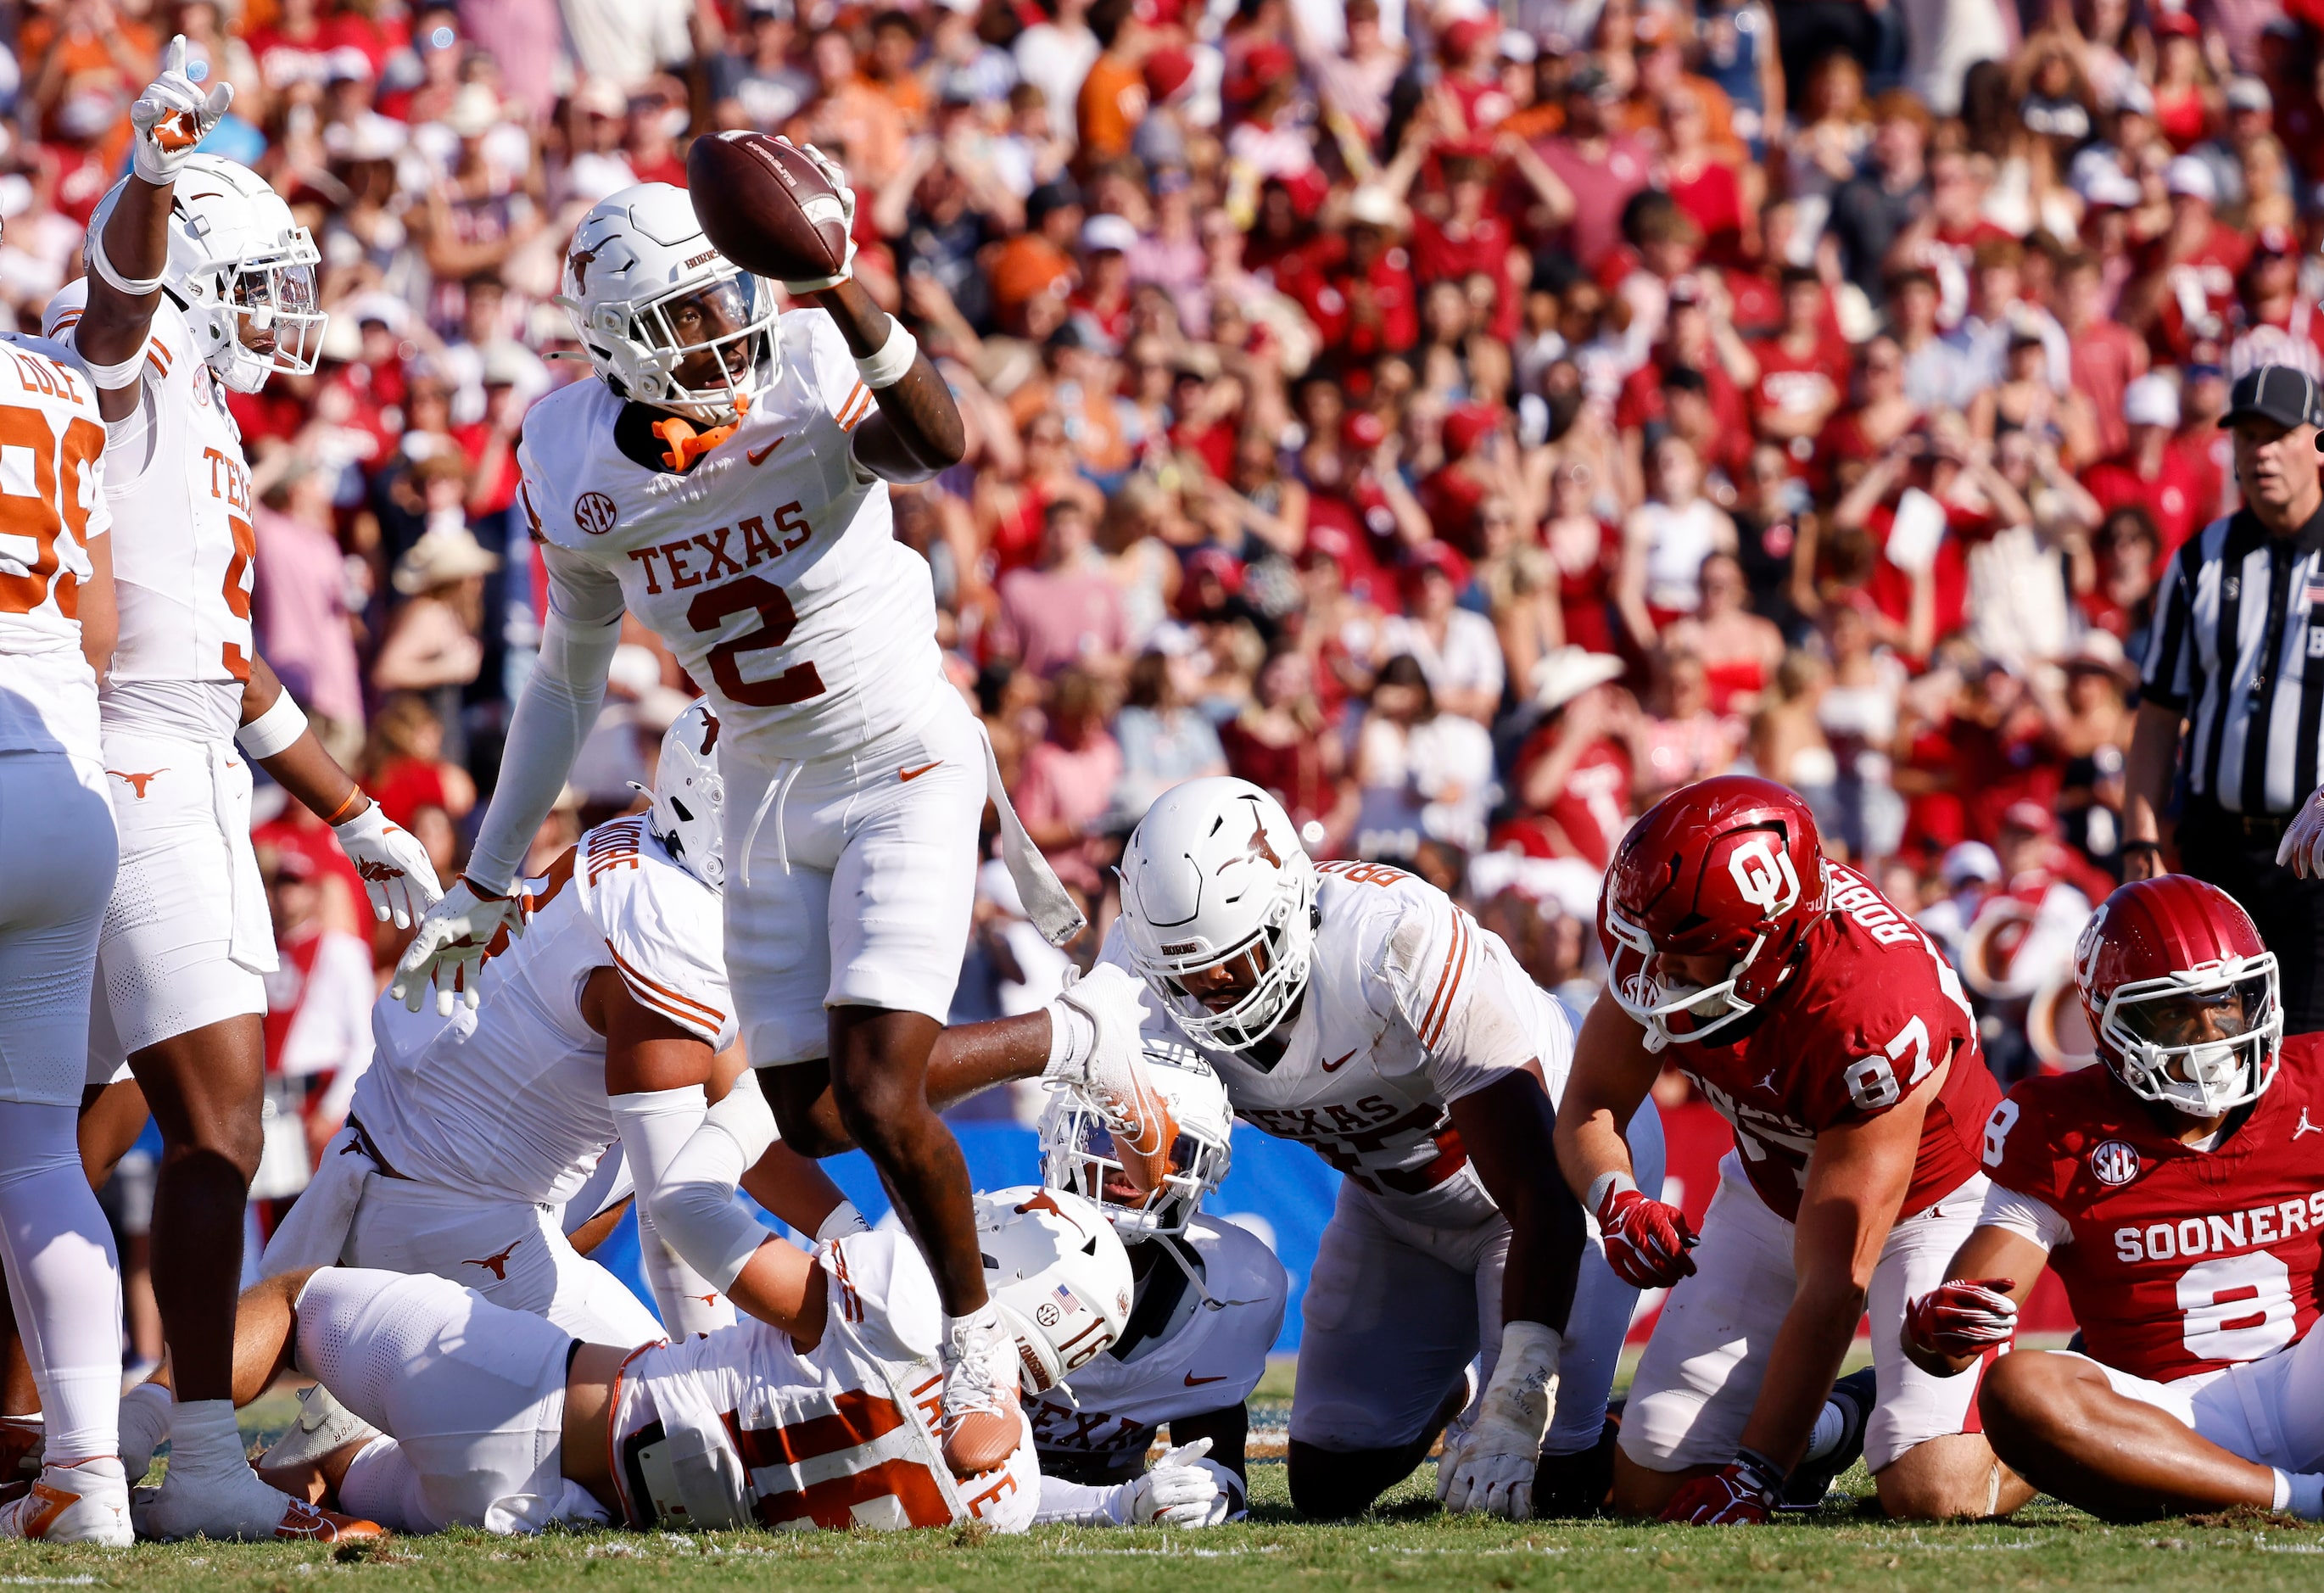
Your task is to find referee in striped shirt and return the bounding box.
[2126,363,2324,1032]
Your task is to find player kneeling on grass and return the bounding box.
[1903,876,2324,1523]
[1025,1041,1283,1528]
[177,1189,1130,1534]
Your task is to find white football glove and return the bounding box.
[1438,1321,1561,1522]
[1108,1439,1226,1527]
[2279,786,2324,878]
[388,876,527,1016]
[1045,964,1175,1181]
[130,36,233,185]
[332,802,443,929]
[775,137,858,295]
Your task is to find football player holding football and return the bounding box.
[388,164,1104,1478]
[1557,775,2013,1523]
[1905,875,2324,1521]
[47,41,433,1542]
[158,1191,1131,1536]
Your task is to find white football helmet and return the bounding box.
[1117,777,1319,1052]
[556,182,780,427]
[976,1186,1133,1395]
[1040,1037,1232,1240]
[88,157,325,394]
[637,699,723,891]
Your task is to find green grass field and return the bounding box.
[0,1374,2316,1593]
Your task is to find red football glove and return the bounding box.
[1596,1184,1699,1290]
[1660,1450,1782,1525]
[1903,1277,2019,1359]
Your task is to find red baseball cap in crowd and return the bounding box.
[1342,411,1387,450]
[1402,540,1472,593]
[1143,46,1196,103]
[2151,8,2200,38]
[1440,402,1500,460]
[1998,800,2059,839]
[1442,16,1493,59]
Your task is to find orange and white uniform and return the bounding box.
[262,815,732,1347]
[0,328,116,1104]
[46,283,272,1062]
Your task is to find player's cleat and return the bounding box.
[1778,1367,1875,1511]
[0,1459,131,1546]
[937,1309,1022,1476]
[1534,1408,1622,1518]
[131,1463,386,1542]
[260,1384,381,1475]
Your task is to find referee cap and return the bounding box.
[2218,364,2324,431]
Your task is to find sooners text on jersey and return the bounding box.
[517,310,946,764]
[1652,862,2000,1222]
[1983,1036,2324,1383]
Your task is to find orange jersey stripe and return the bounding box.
[605,943,727,1029]
[1419,912,1470,1051]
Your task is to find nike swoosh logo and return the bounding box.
[898,761,941,781]
[1183,1372,1228,1386]
[1320,1048,1358,1072]
[746,434,788,465]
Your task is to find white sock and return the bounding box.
[118,1382,170,1480]
[1803,1400,1846,1463]
[166,1400,245,1477]
[2275,1468,2324,1519]
[0,1104,120,1461]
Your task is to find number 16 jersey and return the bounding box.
[517,309,947,765]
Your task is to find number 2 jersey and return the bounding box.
[1101,858,1573,1229]
[609,1229,1040,1533]
[1978,1037,2324,1383]
[355,814,735,1207]
[0,331,109,763]
[47,284,254,744]
[1617,861,2001,1223]
[517,308,948,765]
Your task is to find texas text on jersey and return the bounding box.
[1028,1216,1287,1480]
[46,285,254,741]
[1102,857,1569,1228]
[1636,861,2002,1222]
[355,814,734,1207]
[517,308,947,764]
[1980,1033,2324,1383]
[608,1231,1041,1532]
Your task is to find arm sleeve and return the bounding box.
[463,545,624,894]
[1975,1178,2070,1250]
[649,1083,783,1296]
[1031,1473,1126,1527]
[608,1087,730,1336]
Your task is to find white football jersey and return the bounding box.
[612,1230,1040,1533]
[0,331,111,763]
[354,815,735,1206]
[1102,857,1572,1228]
[46,285,255,743]
[517,309,947,765]
[1027,1215,1285,1471]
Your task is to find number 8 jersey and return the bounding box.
[1978,1036,2324,1383]
[45,284,255,743]
[516,308,947,764]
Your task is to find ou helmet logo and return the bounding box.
[1725,836,1800,915]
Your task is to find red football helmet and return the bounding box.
[2075,875,2281,1115]
[1601,775,1826,1048]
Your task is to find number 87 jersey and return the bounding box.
[517,309,947,765]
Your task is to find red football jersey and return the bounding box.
[1981,1037,2324,1383]
[1653,864,1999,1221]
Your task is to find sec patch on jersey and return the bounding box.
[686,131,849,284]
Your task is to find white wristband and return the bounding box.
[235,691,310,759]
[86,228,165,298]
[75,344,153,390]
[853,320,919,389]
[1585,1171,1636,1215]
[815,1199,870,1244]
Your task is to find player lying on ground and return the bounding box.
[145,1190,1139,1535]
[758,778,1651,1520]
[1904,875,2324,1523]
[1557,776,2020,1523]
[43,40,436,1543]
[390,154,1084,1478]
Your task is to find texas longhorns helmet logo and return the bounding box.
[109,769,165,798]
[568,242,606,296]
[462,1240,522,1280]
[1013,1188,1087,1238]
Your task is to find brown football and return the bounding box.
[685,131,850,284]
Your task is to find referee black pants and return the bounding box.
[2178,797,2324,1035]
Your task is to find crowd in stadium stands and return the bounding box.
[20,0,2309,1165]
